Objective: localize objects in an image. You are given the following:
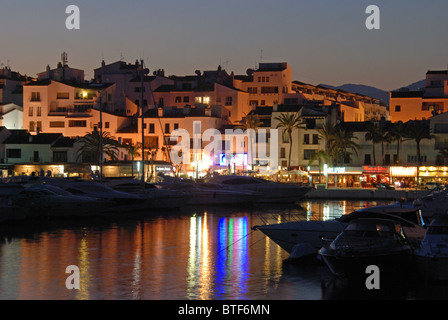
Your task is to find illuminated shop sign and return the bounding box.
[219,154,248,167]
[390,167,417,177]
[327,167,346,174]
[363,166,388,174]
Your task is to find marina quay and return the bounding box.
[1,54,448,301]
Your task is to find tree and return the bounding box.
[328,126,359,166]
[365,123,383,165]
[126,142,141,178]
[405,120,434,167]
[388,121,407,164]
[308,150,332,184]
[275,112,304,171]
[317,123,339,162]
[77,130,120,164]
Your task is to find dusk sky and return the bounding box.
[1,0,447,91]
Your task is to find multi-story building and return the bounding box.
[390,70,448,122]
[23,78,117,136]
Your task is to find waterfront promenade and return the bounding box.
[305,187,431,201]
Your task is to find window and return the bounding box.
[28,107,33,117]
[29,121,35,132]
[175,96,182,103]
[280,148,286,158]
[364,154,372,165]
[225,96,233,106]
[261,86,279,94]
[183,96,190,103]
[31,92,40,102]
[36,122,42,132]
[68,120,87,127]
[304,134,310,145]
[53,151,68,163]
[304,149,315,160]
[50,121,65,128]
[6,149,21,159]
[248,87,258,94]
[144,136,159,149]
[395,105,401,112]
[385,154,391,165]
[57,92,70,99]
[37,107,42,117]
[105,122,110,129]
[149,123,155,133]
[165,123,170,134]
[282,132,290,143]
[261,100,266,106]
[249,100,258,106]
[174,123,179,130]
[312,134,319,145]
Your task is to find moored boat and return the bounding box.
[413,215,448,281]
[157,179,260,206]
[319,218,413,281]
[208,175,313,203]
[253,205,426,261]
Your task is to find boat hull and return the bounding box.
[413,254,448,281]
[255,220,347,254]
[320,249,412,281]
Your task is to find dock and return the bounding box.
[304,187,431,201]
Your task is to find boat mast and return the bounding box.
[140,59,148,184]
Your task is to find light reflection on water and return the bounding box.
[1,199,442,300]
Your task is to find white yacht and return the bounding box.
[7,184,114,218]
[102,178,186,209]
[413,215,448,281]
[39,177,148,214]
[157,179,260,206]
[253,205,427,261]
[209,175,313,203]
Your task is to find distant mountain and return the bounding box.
[319,83,390,105]
[394,79,425,92]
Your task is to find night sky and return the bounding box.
[1,0,447,90]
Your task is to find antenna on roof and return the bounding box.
[61,52,68,66]
[260,49,264,63]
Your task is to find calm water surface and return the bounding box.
[0,200,447,300]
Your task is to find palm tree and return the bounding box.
[365,123,383,165]
[77,130,120,164]
[388,121,407,164]
[308,150,332,184]
[275,112,304,171]
[328,126,359,166]
[317,123,338,163]
[405,120,434,167]
[125,142,141,178]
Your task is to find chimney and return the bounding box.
[273,102,278,112]
[158,107,164,117]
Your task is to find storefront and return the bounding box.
[0,164,14,178]
[419,166,448,185]
[390,166,418,188]
[361,166,390,188]
[309,166,363,188]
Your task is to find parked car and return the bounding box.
[424,182,440,190]
[376,183,395,190]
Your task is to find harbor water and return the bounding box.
[0,199,447,300]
